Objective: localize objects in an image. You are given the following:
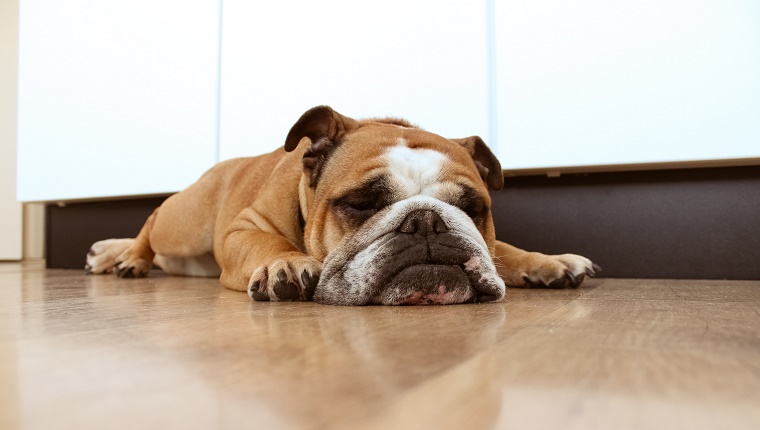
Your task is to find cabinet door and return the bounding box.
[494,0,760,172]
[17,0,220,201]
[218,0,490,161]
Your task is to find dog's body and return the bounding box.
[86,106,598,305]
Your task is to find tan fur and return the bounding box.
[88,106,597,300]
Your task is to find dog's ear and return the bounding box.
[284,105,359,187]
[451,136,504,191]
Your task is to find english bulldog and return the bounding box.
[85,106,599,305]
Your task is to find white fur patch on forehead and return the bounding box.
[385,145,448,198]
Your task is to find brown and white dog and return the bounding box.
[85,106,598,305]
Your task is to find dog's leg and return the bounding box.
[493,240,600,288]
[219,228,320,301]
[154,253,221,277]
[110,209,159,278]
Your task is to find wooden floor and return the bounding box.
[1,261,759,430]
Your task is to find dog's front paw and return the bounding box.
[503,253,600,289]
[113,248,153,278]
[248,255,321,302]
[85,238,134,275]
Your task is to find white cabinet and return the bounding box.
[17,1,760,202]
[17,0,220,201]
[493,0,760,171]
[17,0,490,202]
[218,0,490,161]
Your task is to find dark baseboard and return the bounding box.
[492,165,760,280]
[46,196,169,270]
[47,166,760,279]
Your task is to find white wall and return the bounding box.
[1,0,23,260]
[495,0,760,172]
[219,0,489,161]
[16,0,220,201]
[23,203,44,259]
[15,1,760,203]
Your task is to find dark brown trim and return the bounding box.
[46,166,760,280]
[46,196,168,270]
[491,165,760,280]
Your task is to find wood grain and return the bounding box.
[1,261,759,429]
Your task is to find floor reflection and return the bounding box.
[232,303,509,426]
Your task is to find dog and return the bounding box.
[85,106,599,305]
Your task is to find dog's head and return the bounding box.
[285,106,505,305]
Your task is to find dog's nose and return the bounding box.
[397,209,449,235]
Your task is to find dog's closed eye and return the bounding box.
[334,197,380,222]
[330,176,393,224]
[454,184,490,222]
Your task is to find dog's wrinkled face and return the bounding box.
[317,192,505,305]
[286,106,505,305]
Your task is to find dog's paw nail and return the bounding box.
[300,270,319,300]
[565,270,585,288]
[250,281,270,301]
[565,270,577,284]
[591,263,602,274]
[273,281,299,301]
[251,292,270,301]
[276,269,288,283]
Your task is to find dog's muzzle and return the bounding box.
[314,197,506,306]
[370,209,476,304]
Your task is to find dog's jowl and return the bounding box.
[86,106,599,305]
